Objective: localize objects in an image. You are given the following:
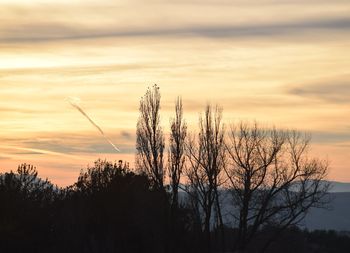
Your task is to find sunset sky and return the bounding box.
[0,0,349,186]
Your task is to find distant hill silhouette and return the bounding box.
[304,192,350,231]
[327,181,350,192]
[178,181,350,232]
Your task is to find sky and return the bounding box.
[0,0,349,186]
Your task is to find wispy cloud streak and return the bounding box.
[289,77,350,104]
[1,17,350,43]
[0,145,81,159]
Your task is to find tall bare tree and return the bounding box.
[168,97,187,210]
[136,84,165,190]
[224,122,330,253]
[185,104,225,252]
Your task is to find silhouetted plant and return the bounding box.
[184,104,226,252]
[0,164,55,253]
[168,96,187,211]
[224,122,330,252]
[136,84,165,190]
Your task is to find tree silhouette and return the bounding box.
[168,96,187,211]
[185,104,226,252]
[55,159,170,252]
[0,164,55,253]
[224,122,330,252]
[136,84,165,190]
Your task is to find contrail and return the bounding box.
[66,97,120,152]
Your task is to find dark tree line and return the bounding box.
[0,85,334,253]
[0,160,345,253]
[0,160,199,253]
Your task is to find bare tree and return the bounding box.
[185,104,226,252]
[224,122,330,252]
[168,97,187,210]
[136,84,165,190]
